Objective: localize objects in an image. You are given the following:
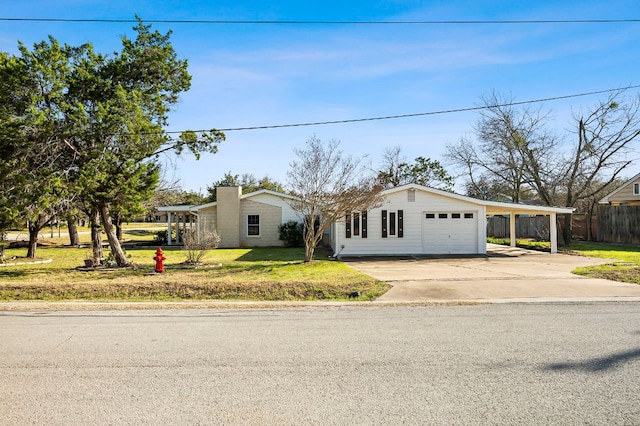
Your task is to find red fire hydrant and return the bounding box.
[153,247,166,273]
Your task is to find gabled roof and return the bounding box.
[156,188,297,213]
[598,172,640,204]
[384,184,573,215]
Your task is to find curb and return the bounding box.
[2,297,640,311]
[0,259,53,267]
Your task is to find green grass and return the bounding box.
[0,245,389,302]
[487,237,551,251]
[567,242,640,284]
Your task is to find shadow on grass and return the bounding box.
[236,247,308,262]
[0,269,28,278]
[123,230,158,237]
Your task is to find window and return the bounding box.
[426,213,435,219]
[382,210,403,238]
[353,212,360,236]
[464,213,474,219]
[346,211,367,238]
[439,213,448,219]
[390,212,396,235]
[452,213,461,219]
[634,182,640,195]
[247,215,260,236]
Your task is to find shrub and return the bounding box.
[278,221,304,247]
[183,229,221,264]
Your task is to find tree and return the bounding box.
[205,172,285,202]
[445,92,561,204]
[446,90,640,244]
[0,42,76,258]
[1,19,224,265]
[376,146,454,191]
[287,137,384,262]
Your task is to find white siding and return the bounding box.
[335,189,485,256]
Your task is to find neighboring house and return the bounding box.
[330,184,572,256]
[157,184,572,254]
[157,186,300,248]
[598,173,640,206]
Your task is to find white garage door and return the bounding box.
[422,212,478,254]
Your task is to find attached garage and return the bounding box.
[422,211,478,254]
[330,184,573,257]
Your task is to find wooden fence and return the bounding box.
[487,214,595,241]
[596,205,640,244]
[487,216,549,239]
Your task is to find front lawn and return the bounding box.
[566,242,640,284]
[0,246,389,302]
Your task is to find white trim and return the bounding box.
[247,214,261,237]
[599,172,640,203]
[382,184,573,215]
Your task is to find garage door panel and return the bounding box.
[422,212,478,254]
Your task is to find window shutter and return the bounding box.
[381,210,387,238]
[398,210,404,238]
[345,213,351,238]
[361,211,367,238]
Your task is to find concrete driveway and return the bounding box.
[345,244,640,302]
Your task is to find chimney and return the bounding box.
[216,186,241,247]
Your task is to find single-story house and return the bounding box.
[157,184,572,254]
[330,184,572,256]
[598,172,640,206]
[157,186,300,248]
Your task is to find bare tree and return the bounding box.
[557,92,640,242]
[446,90,640,244]
[287,137,384,262]
[445,92,561,203]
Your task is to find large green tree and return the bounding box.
[0,42,75,258]
[1,18,224,265]
[376,146,454,191]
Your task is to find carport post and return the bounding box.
[509,212,516,247]
[550,213,558,254]
[167,212,172,246]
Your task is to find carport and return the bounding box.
[482,201,573,254]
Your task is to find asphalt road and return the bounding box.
[2,303,640,425]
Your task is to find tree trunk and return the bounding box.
[114,214,123,241]
[99,202,131,267]
[27,227,39,258]
[561,213,572,246]
[26,217,48,258]
[116,223,123,241]
[67,219,80,246]
[90,210,102,266]
[304,244,315,263]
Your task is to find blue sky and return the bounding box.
[2,1,640,193]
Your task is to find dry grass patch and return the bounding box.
[0,246,389,301]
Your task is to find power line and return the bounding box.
[177,85,639,133]
[2,17,640,25]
